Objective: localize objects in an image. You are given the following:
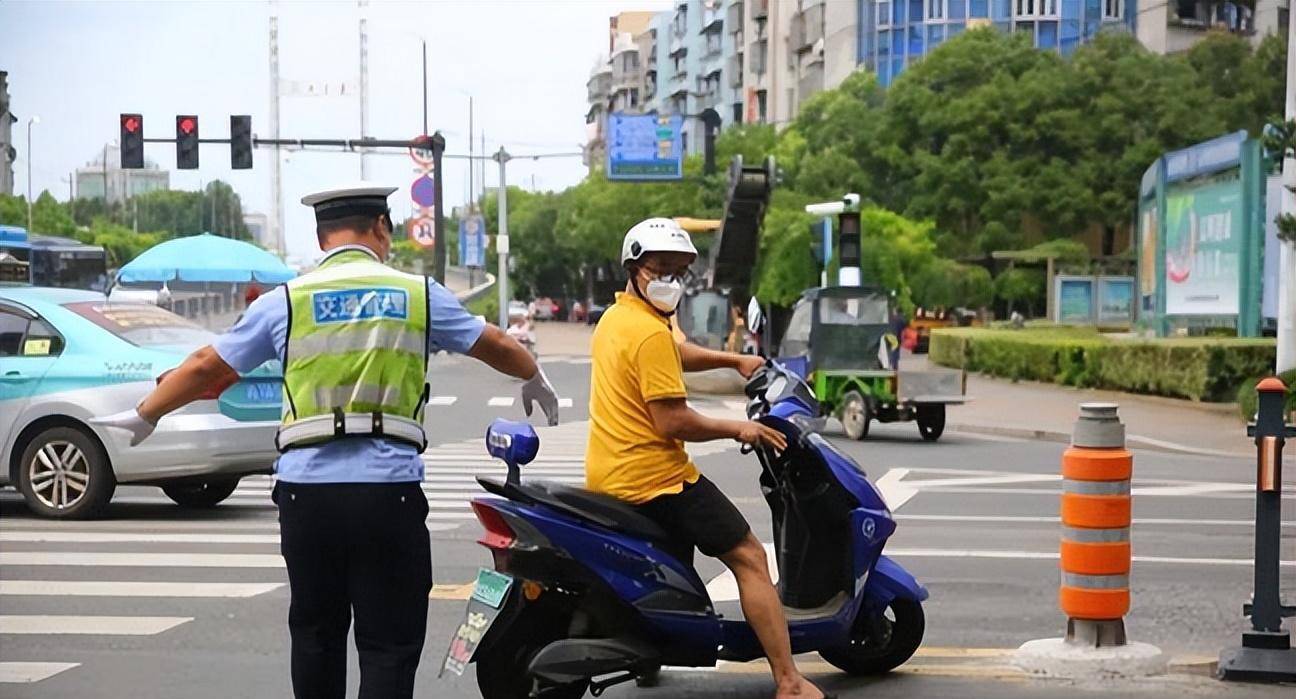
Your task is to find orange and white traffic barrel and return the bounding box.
[1060,403,1131,646]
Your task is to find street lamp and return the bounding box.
[26,115,40,233]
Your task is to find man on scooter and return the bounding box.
[585,217,828,699]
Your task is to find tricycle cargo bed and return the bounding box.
[897,368,967,404]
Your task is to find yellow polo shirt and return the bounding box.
[585,292,700,504]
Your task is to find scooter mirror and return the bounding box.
[485,418,539,468]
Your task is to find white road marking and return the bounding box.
[0,615,192,635]
[883,548,1295,567]
[487,396,515,407]
[874,468,916,511]
[0,531,281,544]
[0,552,284,568]
[0,581,284,598]
[895,514,1294,527]
[0,662,79,683]
[427,395,458,406]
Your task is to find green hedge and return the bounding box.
[929,327,1276,403]
[1236,369,1296,421]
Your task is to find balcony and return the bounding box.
[669,34,687,56]
[752,0,768,20]
[797,62,824,108]
[727,1,744,32]
[748,40,767,74]
[727,54,743,87]
[791,4,824,52]
[701,4,724,33]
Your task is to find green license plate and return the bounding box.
[471,568,513,609]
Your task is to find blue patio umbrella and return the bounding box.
[116,232,296,284]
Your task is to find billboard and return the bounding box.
[458,215,487,268]
[606,113,684,181]
[1137,200,1157,314]
[1056,276,1095,324]
[1098,277,1134,325]
[1163,172,1243,316]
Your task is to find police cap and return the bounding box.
[301,183,398,223]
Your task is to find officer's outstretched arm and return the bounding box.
[93,346,239,446]
[468,325,560,426]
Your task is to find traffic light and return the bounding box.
[120,114,144,169]
[176,115,199,169]
[838,212,861,271]
[230,115,252,169]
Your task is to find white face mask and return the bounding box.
[644,277,684,313]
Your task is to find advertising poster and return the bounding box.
[1164,171,1243,316]
[1057,277,1094,324]
[1137,200,1157,313]
[1098,277,1134,325]
[458,215,486,268]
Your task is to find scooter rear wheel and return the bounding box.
[475,609,588,699]
[820,598,924,675]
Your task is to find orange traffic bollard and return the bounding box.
[1059,403,1131,646]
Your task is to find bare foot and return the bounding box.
[774,675,826,699]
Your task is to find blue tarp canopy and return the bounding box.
[116,233,296,284]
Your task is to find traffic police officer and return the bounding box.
[96,183,560,699]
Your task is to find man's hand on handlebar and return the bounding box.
[735,421,788,453]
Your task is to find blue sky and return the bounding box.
[2,0,673,262]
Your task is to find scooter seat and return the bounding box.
[478,477,672,544]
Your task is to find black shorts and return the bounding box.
[634,475,751,563]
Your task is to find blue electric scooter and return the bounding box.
[441,361,928,698]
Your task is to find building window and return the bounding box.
[928,0,944,19]
[878,0,893,26]
[756,89,768,122]
[706,30,722,55]
[682,131,689,153]
[1174,0,1199,22]
[970,0,988,16]
[1102,0,1121,19]
[732,102,743,124]
[1016,0,1057,16]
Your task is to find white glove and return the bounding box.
[92,408,157,446]
[520,367,560,427]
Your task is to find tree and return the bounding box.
[912,259,993,310]
[994,267,1046,316]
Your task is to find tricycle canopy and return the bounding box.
[778,286,890,374]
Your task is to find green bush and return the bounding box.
[465,285,499,325]
[929,327,1275,402]
[1236,369,1296,421]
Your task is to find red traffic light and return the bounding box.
[178,117,196,135]
[122,115,140,133]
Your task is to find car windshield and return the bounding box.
[63,301,216,349]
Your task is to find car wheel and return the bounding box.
[162,478,241,508]
[840,390,871,441]
[917,405,946,442]
[17,425,116,519]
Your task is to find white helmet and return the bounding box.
[620,217,698,266]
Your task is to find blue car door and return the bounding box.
[0,305,60,451]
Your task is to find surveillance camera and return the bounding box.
[842,193,860,208]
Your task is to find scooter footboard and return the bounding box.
[864,555,928,606]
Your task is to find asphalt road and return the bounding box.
[1,353,1291,698]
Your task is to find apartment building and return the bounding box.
[1137,0,1288,55]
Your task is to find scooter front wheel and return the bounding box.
[820,598,925,675]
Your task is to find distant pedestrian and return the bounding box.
[887,308,907,370]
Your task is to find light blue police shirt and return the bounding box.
[212,245,486,483]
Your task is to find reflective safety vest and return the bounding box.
[276,248,430,451]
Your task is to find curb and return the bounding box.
[947,422,1249,459]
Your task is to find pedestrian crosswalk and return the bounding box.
[0,402,749,686]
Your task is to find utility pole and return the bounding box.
[1277,11,1296,374]
[25,116,38,232]
[269,11,284,255]
[468,96,475,210]
[495,146,511,328]
[358,1,370,180]
[431,132,447,284]
[421,40,429,136]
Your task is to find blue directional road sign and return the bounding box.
[607,113,684,181]
[458,215,486,267]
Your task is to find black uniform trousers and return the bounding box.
[275,481,432,699]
